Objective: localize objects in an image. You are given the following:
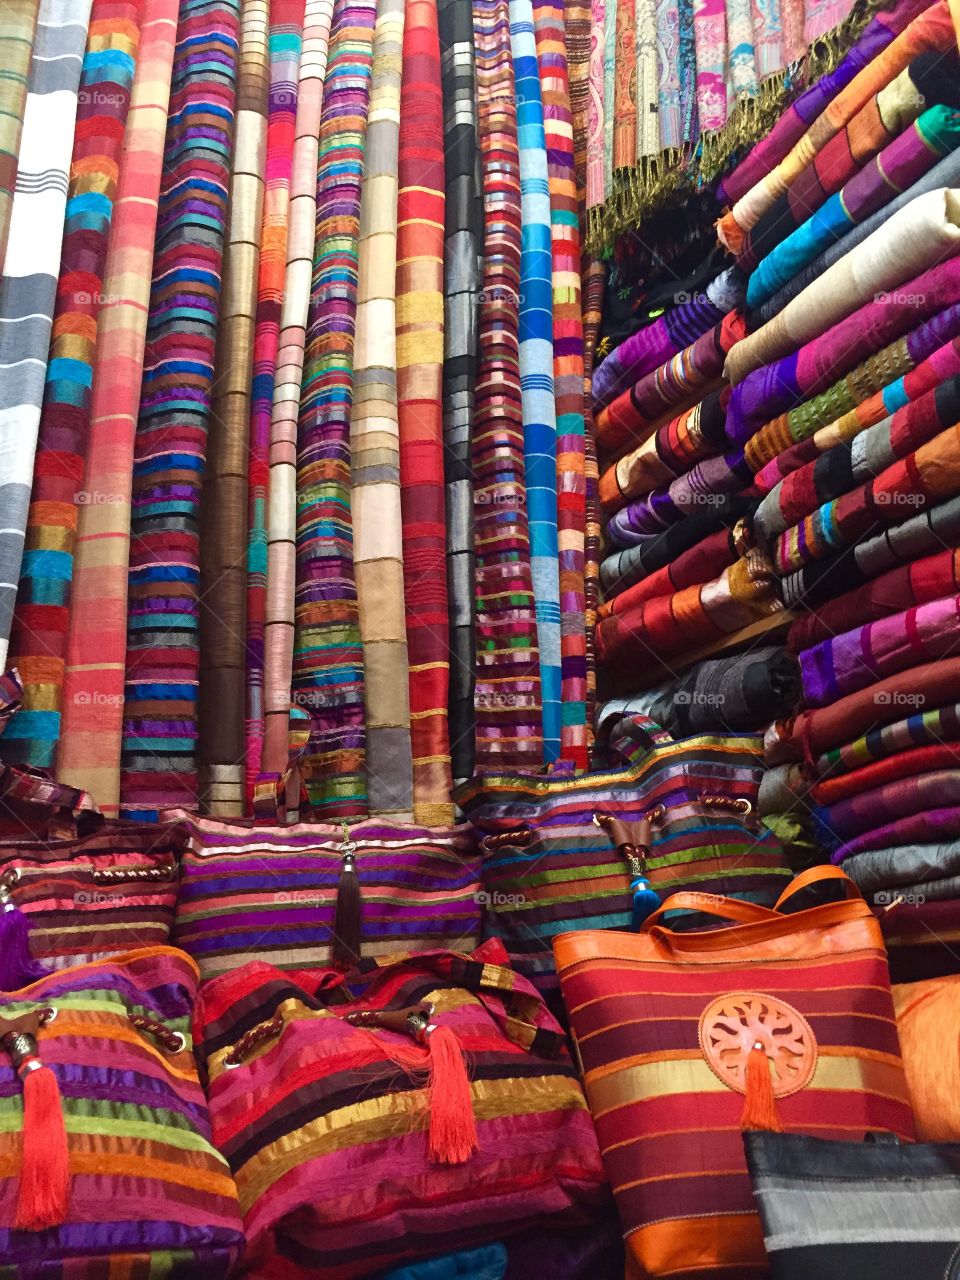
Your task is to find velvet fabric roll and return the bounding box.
[765,657,960,766]
[591,268,744,410]
[727,189,960,387]
[57,0,179,814]
[817,770,960,853]
[833,805,960,863]
[597,310,745,451]
[597,524,739,618]
[599,510,738,594]
[4,0,138,770]
[471,0,543,770]
[755,377,960,543]
[752,334,960,495]
[727,255,960,446]
[788,547,960,653]
[439,0,481,783]
[600,388,728,513]
[597,646,799,734]
[120,0,241,822]
[198,0,270,816]
[813,743,960,805]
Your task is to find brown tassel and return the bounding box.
[1,1010,69,1229]
[741,1041,783,1132]
[332,824,361,970]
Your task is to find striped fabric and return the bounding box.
[563,0,590,205]
[580,254,603,736]
[292,0,376,819]
[471,0,543,770]
[261,0,334,783]
[198,0,269,816]
[4,1,138,770]
[0,951,244,1275]
[170,812,481,978]
[0,1,40,273]
[438,0,481,785]
[397,0,453,826]
[0,0,90,674]
[555,897,915,1277]
[510,0,561,761]
[350,0,414,818]
[533,0,587,768]
[57,0,179,815]
[120,0,240,822]
[244,0,304,805]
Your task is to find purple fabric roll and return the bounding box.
[833,805,960,862]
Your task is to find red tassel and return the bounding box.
[423,1023,477,1165]
[15,1058,69,1229]
[740,1041,783,1133]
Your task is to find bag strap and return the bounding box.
[773,863,861,911]
[643,866,862,934]
[253,706,313,823]
[0,762,101,839]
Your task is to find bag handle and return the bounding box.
[253,706,312,823]
[773,863,862,911]
[0,762,101,840]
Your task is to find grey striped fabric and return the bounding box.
[844,841,960,896]
[0,0,90,669]
[438,0,481,785]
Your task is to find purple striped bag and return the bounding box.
[168,813,482,981]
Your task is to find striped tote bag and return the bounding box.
[554,868,916,1277]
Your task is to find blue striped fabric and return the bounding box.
[509,0,560,760]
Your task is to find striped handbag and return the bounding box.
[455,719,792,1011]
[0,947,243,1273]
[554,868,916,1277]
[194,941,609,1278]
[170,813,482,980]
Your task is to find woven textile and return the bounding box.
[471,0,542,770]
[261,0,334,781]
[56,0,178,816]
[598,524,739,617]
[197,0,269,816]
[534,0,588,768]
[844,841,960,897]
[0,0,90,675]
[585,0,605,208]
[607,451,750,541]
[512,0,562,761]
[815,744,960,807]
[439,0,481,783]
[350,0,412,818]
[243,0,303,803]
[292,0,375,819]
[693,0,727,132]
[565,0,590,202]
[813,702,960,779]
[0,0,40,273]
[818,770,960,852]
[120,0,240,821]
[3,1,138,771]
[397,0,453,824]
[600,510,735,595]
[581,254,603,734]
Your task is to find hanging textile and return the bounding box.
[243,0,304,805]
[581,254,603,738]
[291,0,375,818]
[197,0,269,815]
[0,0,90,674]
[613,0,637,168]
[692,0,727,134]
[350,0,412,818]
[261,0,334,782]
[120,0,240,822]
[397,0,453,823]
[0,0,40,274]
[4,0,138,769]
[471,0,543,770]
[534,0,588,767]
[57,0,179,814]
[585,0,605,209]
[564,0,590,203]
[510,0,561,760]
[438,0,481,784]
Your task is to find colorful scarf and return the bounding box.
[0,0,40,273]
[725,0,757,103]
[57,0,179,814]
[120,0,240,822]
[198,0,270,816]
[833,805,960,864]
[350,0,413,817]
[655,0,682,150]
[717,0,956,252]
[728,189,960,386]
[534,0,588,767]
[4,1,137,770]
[585,0,605,207]
[292,0,375,818]
[636,0,660,158]
[440,0,480,782]
[0,0,90,674]
[599,509,731,594]
[815,743,960,808]
[511,0,561,761]
[819,770,960,852]
[471,0,542,770]
[789,547,960,653]
[813,702,960,780]
[597,524,739,617]
[581,255,603,741]
[613,0,637,165]
[243,0,304,804]
[693,0,727,133]
[261,0,334,782]
[398,0,453,822]
[598,310,745,451]
[748,106,960,311]
[564,0,590,203]
[605,450,751,541]
[602,0,615,200]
